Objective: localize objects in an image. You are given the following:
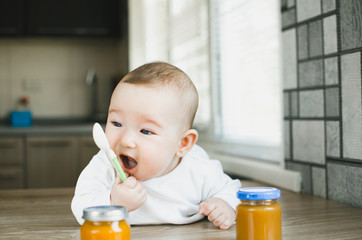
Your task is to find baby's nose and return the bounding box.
[120,131,136,148]
[126,142,136,148]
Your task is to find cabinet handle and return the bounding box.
[0,143,17,148]
[0,28,18,35]
[30,141,71,147]
[0,173,18,180]
[37,27,109,35]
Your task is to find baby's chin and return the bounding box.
[132,175,153,182]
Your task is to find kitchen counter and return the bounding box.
[1,180,362,239]
[0,123,95,136]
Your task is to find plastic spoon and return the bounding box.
[92,122,127,182]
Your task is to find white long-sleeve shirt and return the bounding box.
[71,145,241,225]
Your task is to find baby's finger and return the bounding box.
[124,176,137,188]
[199,202,206,214]
[211,212,227,227]
[207,207,223,222]
[202,201,217,216]
[137,183,146,195]
[219,219,232,230]
[140,189,147,203]
[114,175,122,184]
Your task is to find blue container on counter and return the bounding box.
[10,111,32,127]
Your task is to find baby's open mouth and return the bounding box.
[120,154,138,170]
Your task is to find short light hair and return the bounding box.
[119,62,199,128]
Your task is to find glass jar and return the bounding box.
[81,206,130,240]
[236,187,281,240]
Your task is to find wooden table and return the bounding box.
[1,181,362,239]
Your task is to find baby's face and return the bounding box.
[105,83,187,181]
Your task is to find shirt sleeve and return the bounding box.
[203,159,242,211]
[71,150,115,225]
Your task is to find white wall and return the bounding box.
[0,38,122,119]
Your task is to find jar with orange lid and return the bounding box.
[81,206,130,240]
[236,187,281,240]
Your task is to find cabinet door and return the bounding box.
[26,136,79,188]
[25,0,121,36]
[0,137,24,189]
[0,167,23,189]
[0,137,23,165]
[79,136,99,173]
[0,0,24,35]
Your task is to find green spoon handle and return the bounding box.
[111,156,127,182]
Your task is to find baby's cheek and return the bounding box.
[136,160,160,181]
[137,148,177,180]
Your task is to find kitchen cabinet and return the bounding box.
[79,136,99,171]
[0,125,100,189]
[26,136,79,188]
[26,0,122,37]
[0,137,24,189]
[26,135,99,188]
[0,0,24,35]
[0,0,127,37]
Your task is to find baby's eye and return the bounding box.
[140,129,154,135]
[112,121,122,127]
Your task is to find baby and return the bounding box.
[71,62,241,229]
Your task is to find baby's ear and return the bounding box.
[176,129,198,157]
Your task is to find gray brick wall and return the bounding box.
[282,0,362,208]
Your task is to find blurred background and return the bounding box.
[0,0,361,209]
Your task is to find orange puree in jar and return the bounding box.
[236,187,281,240]
[81,206,130,240]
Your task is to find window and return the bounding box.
[129,0,210,125]
[209,0,283,164]
[169,0,211,124]
[129,0,283,165]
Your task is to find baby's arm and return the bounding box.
[199,197,236,229]
[111,176,147,212]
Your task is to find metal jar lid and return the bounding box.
[82,206,128,221]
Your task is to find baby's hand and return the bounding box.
[110,176,147,212]
[199,197,235,230]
